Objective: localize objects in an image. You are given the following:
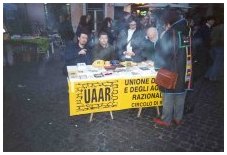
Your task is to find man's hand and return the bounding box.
[78,49,87,55]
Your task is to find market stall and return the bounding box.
[4,36,51,63]
[67,61,162,121]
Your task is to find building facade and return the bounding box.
[3,3,223,35]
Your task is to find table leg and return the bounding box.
[46,50,49,59]
[51,42,54,54]
[110,111,114,119]
[156,106,160,116]
[89,113,93,122]
[137,108,142,117]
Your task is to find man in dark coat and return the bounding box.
[153,9,189,126]
[63,31,92,75]
[141,27,160,68]
[193,16,215,78]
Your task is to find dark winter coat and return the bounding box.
[116,29,144,62]
[65,42,92,66]
[58,20,74,41]
[157,19,188,93]
[194,24,212,48]
[141,37,160,64]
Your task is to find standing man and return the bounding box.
[204,20,224,81]
[194,16,215,78]
[58,14,75,63]
[92,32,116,61]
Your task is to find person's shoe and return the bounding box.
[153,118,171,127]
[173,119,183,125]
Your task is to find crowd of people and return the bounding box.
[58,8,223,127]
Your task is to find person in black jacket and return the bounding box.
[75,15,93,39]
[193,16,215,78]
[153,9,189,126]
[98,17,116,45]
[63,31,92,75]
[58,14,74,44]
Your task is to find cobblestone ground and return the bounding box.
[3,49,224,152]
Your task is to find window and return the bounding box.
[86,3,104,32]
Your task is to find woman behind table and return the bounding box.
[153,9,189,126]
[76,15,93,41]
[98,17,116,45]
[116,17,143,62]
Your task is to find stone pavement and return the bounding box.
[3,50,224,152]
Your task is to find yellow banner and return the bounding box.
[68,76,162,116]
